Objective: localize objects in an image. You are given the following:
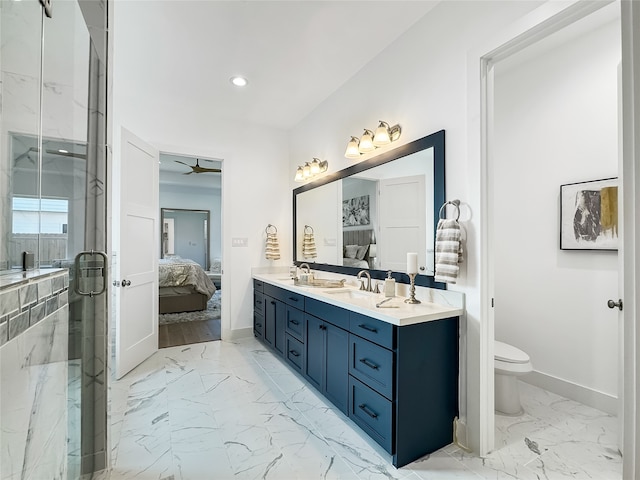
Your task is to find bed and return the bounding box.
[342,229,376,269]
[159,256,216,314]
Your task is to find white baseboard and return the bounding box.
[522,370,618,415]
[223,327,253,342]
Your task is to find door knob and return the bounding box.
[121,279,131,287]
[607,299,623,311]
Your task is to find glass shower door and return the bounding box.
[40,1,108,476]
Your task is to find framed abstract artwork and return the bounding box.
[560,177,618,251]
[342,195,370,227]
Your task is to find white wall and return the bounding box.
[289,0,544,452]
[493,18,620,403]
[159,183,222,263]
[111,3,291,338]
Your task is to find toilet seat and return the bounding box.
[495,340,530,364]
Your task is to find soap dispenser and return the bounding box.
[384,271,396,297]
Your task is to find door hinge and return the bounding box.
[491,298,495,308]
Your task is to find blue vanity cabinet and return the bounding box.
[253,278,459,469]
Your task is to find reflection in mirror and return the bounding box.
[161,208,211,270]
[294,131,444,286]
[10,134,88,269]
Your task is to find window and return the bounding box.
[12,197,69,234]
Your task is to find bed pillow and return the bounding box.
[355,245,369,260]
[344,244,359,259]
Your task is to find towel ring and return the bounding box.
[265,224,277,234]
[439,200,461,221]
[304,225,314,234]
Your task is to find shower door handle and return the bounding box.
[74,250,108,297]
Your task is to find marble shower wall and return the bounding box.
[0,270,70,479]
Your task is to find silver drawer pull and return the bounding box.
[358,404,378,418]
[359,358,379,370]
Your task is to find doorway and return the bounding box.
[485,1,622,476]
[158,153,222,348]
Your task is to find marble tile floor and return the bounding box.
[100,337,622,480]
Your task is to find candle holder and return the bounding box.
[404,273,421,304]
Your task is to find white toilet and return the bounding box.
[494,340,533,416]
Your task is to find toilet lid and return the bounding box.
[495,341,530,364]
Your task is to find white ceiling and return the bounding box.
[118,0,439,131]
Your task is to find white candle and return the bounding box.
[406,252,418,274]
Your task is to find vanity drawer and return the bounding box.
[349,376,393,453]
[253,314,264,338]
[264,284,305,309]
[349,335,394,400]
[350,312,395,350]
[305,297,349,330]
[253,279,264,292]
[254,291,265,316]
[285,334,304,373]
[285,305,305,341]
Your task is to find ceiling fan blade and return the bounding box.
[174,160,190,166]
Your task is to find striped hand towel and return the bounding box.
[434,219,462,284]
[302,232,317,259]
[265,232,280,260]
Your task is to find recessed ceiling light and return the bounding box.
[230,76,248,87]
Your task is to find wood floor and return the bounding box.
[159,319,221,349]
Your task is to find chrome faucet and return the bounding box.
[357,270,372,292]
[299,263,311,274]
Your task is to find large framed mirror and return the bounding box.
[293,130,445,288]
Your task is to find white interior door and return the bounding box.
[378,175,426,272]
[115,128,159,379]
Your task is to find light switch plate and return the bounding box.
[324,238,336,246]
[231,237,248,247]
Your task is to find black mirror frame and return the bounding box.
[293,129,446,289]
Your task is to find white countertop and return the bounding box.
[253,272,464,327]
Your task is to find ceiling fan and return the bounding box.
[174,158,221,174]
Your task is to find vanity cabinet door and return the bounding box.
[274,300,286,356]
[324,322,349,414]
[305,314,324,391]
[304,313,349,414]
[264,296,278,348]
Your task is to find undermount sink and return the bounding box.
[322,289,373,300]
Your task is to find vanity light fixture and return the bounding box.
[294,158,328,182]
[345,136,361,158]
[358,129,376,153]
[372,121,402,147]
[345,120,402,158]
